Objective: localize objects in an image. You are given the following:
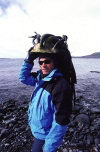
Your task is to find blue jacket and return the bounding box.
[19,61,72,152]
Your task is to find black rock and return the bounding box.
[87,135,94,145]
[0,128,9,138]
[90,106,100,114]
[75,114,90,128]
[95,138,100,146]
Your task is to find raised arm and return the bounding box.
[19,47,39,86]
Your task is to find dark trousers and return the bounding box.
[32,138,45,152]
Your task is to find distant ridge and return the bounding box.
[73,52,100,58]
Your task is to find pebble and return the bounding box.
[0,128,9,138]
[90,107,100,113]
[75,114,90,128]
[95,138,100,145]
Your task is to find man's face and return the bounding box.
[39,57,55,74]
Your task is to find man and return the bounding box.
[19,34,73,152]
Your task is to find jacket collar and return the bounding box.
[37,68,63,82]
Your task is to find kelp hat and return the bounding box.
[29,33,68,55]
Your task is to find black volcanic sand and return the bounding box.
[0,76,100,152]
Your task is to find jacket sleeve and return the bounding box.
[43,80,72,152]
[43,118,68,152]
[19,61,37,86]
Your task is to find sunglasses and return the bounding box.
[38,59,51,65]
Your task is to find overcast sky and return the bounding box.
[0,0,100,58]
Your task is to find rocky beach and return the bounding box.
[0,58,100,152]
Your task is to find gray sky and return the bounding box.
[0,0,100,58]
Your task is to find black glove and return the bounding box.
[24,47,38,64]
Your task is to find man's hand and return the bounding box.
[24,47,38,64]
